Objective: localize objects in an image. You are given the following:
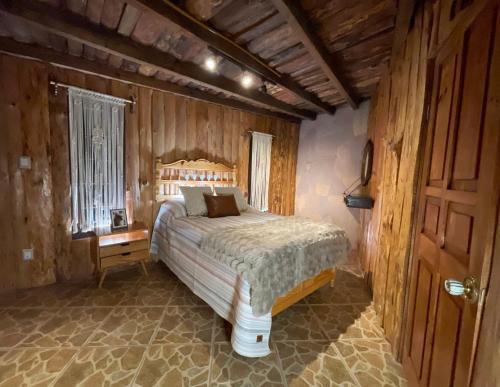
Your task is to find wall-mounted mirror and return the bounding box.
[361,140,374,186]
[343,139,375,209]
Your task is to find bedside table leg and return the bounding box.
[140,260,149,276]
[98,269,108,288]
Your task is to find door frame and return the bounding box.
[399,55,436,364]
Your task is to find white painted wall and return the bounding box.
[295,101,369,246]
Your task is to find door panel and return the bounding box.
[423,198,441,241]
[428,288,462,387]
[408,259,434,379]
[444,203,474,265]
[404,3,499,386]
[451,9,494,189]
[429,53,457,185]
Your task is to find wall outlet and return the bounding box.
[19,156,32,170]
[22,249,33,261]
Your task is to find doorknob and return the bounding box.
[444,276,479,303]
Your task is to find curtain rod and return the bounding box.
[49,81,136,105]
[247,130,275,138]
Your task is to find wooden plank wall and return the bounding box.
[0,53,300,291]
[0,56,57,290]
[358,0,434,356]
[359,0,498,359]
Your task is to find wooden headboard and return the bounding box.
[155,158,237,201]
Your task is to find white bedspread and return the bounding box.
[200,217,350,316]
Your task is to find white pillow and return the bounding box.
[162,197,187,218]
[180,186,213,216]
[214,187,248,212]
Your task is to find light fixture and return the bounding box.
[241,73,254,88]
[204,56,217,72]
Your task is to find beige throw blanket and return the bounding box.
[199,217,351,316]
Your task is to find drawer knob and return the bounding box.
[122,252,131,256]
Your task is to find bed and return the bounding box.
[150,158,350,357]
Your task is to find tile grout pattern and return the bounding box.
[304,302,370,385]
[0,262,407,386]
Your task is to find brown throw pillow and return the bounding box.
[203,193,240,218]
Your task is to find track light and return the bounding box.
[241,73,254,88]
[204,56,217,72]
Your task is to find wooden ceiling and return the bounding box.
[0,0,397,121]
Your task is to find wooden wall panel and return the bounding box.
[359,0,499,362]
[358,1,434,357]
[0,53,299,291]
[137,87,153,231]
[0,56,57,290]
[49,67,73,281]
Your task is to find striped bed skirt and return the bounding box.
[151,225,272,358]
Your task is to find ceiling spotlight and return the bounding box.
[241,73,254,88]
[204,56,217,72]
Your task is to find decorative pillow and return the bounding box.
[180,186,213,216]
[203,193,240,218]
[214,187,248,212]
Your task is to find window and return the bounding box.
[68,87,125,235]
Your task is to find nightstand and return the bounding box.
[97,223,150,287]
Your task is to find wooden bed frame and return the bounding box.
[155,157,238,201]
[272,268,336,316]
[155,157,336,316]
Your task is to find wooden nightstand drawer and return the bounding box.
[100,239,149,258]
[101,249,150,269]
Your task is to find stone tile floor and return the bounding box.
[0,262,407,386]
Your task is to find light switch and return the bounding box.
[19,156,31,170]
[22,249,33,261]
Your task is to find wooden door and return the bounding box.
[403,2,500,386]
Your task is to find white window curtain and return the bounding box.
[250,132,273,211]
[68,87,125,234]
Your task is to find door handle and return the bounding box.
[444,276,479,303]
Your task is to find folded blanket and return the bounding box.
[199,217,351,316]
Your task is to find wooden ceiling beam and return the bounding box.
[0,0,315,120]
[126,0,336,115]
[271,0,359,109]
[0,37,301,123]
